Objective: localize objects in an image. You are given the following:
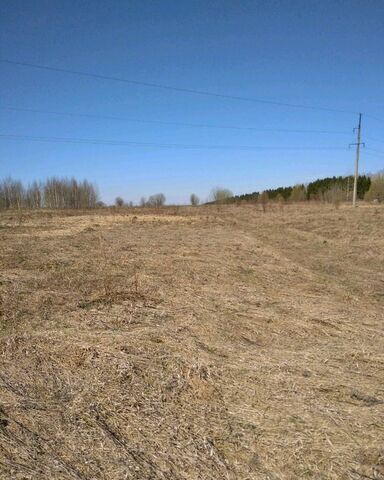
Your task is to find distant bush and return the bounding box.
[290,185,307,202]
[365,171,384,202]
[275,193,285,211]
[258,191,269,212]
[115,196,124,207]
[190,193,200,206]
[210,187,233,204]
[147,193,166,207]
[323,184,345,207]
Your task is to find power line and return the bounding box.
[0,133,349,150]
[0,106,352,135]
[365,114,384,124]
[365,135,384,144]
[365,146,384,155]
[0,59,358,115]
[364,150,384,159]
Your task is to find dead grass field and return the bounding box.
[0,203,383,479]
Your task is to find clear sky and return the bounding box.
[1,0,383,204]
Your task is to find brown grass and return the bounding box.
[0,203,383,479]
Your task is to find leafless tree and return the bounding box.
[0,177,99,209]
[190,193,200,206]
[259,191,269,213]
[115,196,124,207]
[0,178,24,209]
[210,187,233,204]
[290,185,307,202]
[323,185,344,208]
[147,193,166,207]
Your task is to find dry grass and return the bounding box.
[0,203,383,479]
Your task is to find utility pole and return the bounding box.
[352,113,363,207]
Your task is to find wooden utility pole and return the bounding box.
[352,113,362,207]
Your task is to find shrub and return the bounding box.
[190,193,200,206]
[275,193,285,211]
[258,191,269,213]
[147,193,166,207]
[365,171,384,202]
[115,197,124,207]
[290,185,307,202]
[210,187,233,204]
[323,184,345,208]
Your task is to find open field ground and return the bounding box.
[0,203,383,479]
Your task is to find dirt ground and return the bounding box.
[0,203,383,479]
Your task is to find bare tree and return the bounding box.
[275,193,285,212]
[147,193,166,207]
[210,187,233,204]
[290,185,307,202]
[323,184,344,208]
[0,178,24,209]
[115,196,124,208]
[190,193,200,206]
[0,177,99,210]
[259,191,269,213]
[25,181,43,209]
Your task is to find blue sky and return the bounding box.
[1,0,383,204]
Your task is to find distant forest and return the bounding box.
[231,175,372,203]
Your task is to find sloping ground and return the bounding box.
[0,204,383,479]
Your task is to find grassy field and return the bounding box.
[0,203,383,479]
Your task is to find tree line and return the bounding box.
[0,177,99,209]
[1,172,382,211]
[230,175,373,204]
[114,193,167,208]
